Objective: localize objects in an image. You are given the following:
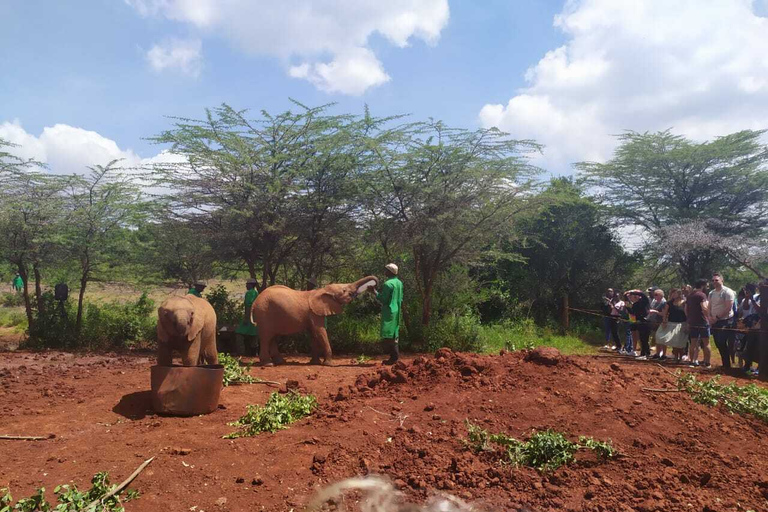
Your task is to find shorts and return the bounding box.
[688,325,710,342]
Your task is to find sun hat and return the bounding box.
[384,263,398,275]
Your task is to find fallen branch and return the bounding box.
[656,363,679,378]
[255,378,282,387]
[85,456,154,511]
[642,387,683,393]
[0,434,54,441]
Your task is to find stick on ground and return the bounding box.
[85,456,155,511]
[0,434,54,441]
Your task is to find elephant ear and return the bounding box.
[309,290,344,317]
[187,301,205,343]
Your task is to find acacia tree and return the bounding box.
[65,161,147,333]
[578,129,768,283]
[147,219,216,286]
[363,121,541,325]
[0,142,69,328]
[151,103,376,290]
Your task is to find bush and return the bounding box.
[26,292,156,350]
[1,292,24,308]
[205,284,243,329]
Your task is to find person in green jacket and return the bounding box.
[376,263,403,365]
[12,273,23,292]
[188,281,206,297]
[235,278,259,356]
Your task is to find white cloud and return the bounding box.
[479,0,768,171]
[146,38,203,77]
[289,47,390,95]
[126,0,449,95]
[0,120,180,176]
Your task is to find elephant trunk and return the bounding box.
[352,275,379,295]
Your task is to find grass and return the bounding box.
[1,472,139,512]
[0,307,27,331]
[465,421,616,472]
[477,320,598,355]
[677,373,768,424]
[224,392,317,439]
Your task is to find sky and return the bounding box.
[2,0,768,176]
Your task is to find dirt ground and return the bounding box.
[1,348,766,512]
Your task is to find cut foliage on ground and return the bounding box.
[224,392,317,438]
[677,373,768,424]
[0,472,139,512]
[465,421,616,471]
[219,352,254,387]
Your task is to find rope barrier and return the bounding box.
[567,306,753,333]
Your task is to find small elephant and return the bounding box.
[251,275,379,366]
[157,295,218,366]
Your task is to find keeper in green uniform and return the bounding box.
[376,263,403,365]
[12,273,23,292]
[235,278,259,356]
[188,281,206,297]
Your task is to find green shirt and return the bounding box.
[377,277,403,339]
[235,288,259,336]
[12,276,23,290]
[187,288,202,297]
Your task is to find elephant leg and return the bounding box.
[308,333,321,365]
[199,330,219,365]
[258,330,274,367]
[181,334,202,366]
[157,342,173,366]
[309,318,333,365]
[270,339,285,365]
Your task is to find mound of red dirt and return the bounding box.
[318,348,767,512]
[0,349,766,512]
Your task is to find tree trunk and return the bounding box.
[759,283,768,382]
[33,263,44,315]
[17,264,34,330]
[76,273,88,334]
[421,292,432,326]
[560,294,570,334]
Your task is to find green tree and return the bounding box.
[480,178,638,327]
[578,129,768,283]
[364,121,540,325]
[150,103,373,290]
[65,161,148,333]
[146,219,216,286]
[0,148,70,328]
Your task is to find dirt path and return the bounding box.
[0,349,766,512]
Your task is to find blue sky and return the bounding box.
[2,1,768,175]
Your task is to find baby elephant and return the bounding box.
[252,275,378,366]
[157,295,218,366]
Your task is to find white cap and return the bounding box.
[384,263,398,275]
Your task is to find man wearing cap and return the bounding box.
[188,281,206,297]
[376,263,404,365]
[235,278,259,356]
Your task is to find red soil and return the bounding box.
[0,348,766,512]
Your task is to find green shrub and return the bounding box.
[0,309,26,329]
[465,421,616,472]
[225,392,317,438]
[26,293,156,350]
[219,352,255,386]
[1,292,24,308]
[205,285,243,329]
[1,471,138,512]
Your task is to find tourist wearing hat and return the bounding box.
[235,278,259,355]
[376,263,403,365]
[188,281,207,297]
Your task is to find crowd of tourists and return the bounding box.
[599,273,761,375]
